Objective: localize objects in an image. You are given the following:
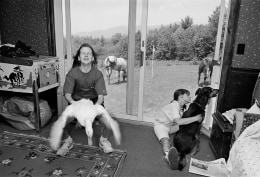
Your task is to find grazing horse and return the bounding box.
[104,56,127,84]
[198,57,213,85]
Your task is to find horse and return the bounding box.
[103,56,127,84]
[4,73,18,87]
[198,57,213,86]
[3,66,24,88]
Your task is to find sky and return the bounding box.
[69,0,222,34]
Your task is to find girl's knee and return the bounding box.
[160,137,170,144]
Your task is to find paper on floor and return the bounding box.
[189,158,230,177]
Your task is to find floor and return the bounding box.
[0,115,217,177]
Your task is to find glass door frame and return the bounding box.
[54,0,228,125]
[138,0,148,121]
[203,0,230,132]
[54,0,150,123]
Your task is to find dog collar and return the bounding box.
[193,102,204,110]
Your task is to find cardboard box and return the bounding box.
[0,55,59,93]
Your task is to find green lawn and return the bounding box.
[101,60,206,121]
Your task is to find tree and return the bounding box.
[111,33,122,45]
[208,5,229,60]
[152,26,177,60]
[181,16,193,30]
[193,25,215,59]
[208,6,220,38]
[147,29,159,59]
[99,36,106,47]
[174,26,195,60]
[117,35,128,59]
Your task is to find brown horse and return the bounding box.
[198,57,213,86]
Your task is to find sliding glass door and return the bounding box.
[56,0,226,126]
[61,0,147,122]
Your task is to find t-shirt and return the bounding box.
[63,67,107,100]
[155,100,183,125]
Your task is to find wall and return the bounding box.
[0,0,52,56]
[232,0,260,69]
[217,0,260,113]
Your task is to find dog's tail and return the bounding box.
[178,153,186,171]
[96,105,121,145]
[49,106,73,150]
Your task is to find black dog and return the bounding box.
[173,87,218,170]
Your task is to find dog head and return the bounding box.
[105,56,117,67]
[194,87,218,109]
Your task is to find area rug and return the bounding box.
[0,131,126,177]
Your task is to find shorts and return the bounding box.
[154,123,179,141]
[154,123,170,141]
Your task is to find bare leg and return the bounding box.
[161,137,179,170]
[160,137,171,155]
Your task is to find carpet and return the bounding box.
[0,131,126,177]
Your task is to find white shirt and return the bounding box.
[155,100,182,125]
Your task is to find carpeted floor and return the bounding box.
[0,131,126,177]
[0,116,217,177]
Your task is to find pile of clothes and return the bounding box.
[0,40,36,58]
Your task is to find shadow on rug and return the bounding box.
[0,131,126,177]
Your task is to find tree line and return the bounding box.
[69,6,226,66]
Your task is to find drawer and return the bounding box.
[38,63,58,88]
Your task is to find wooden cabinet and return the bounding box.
[0,56,59,132]
[218,68,259,113]
[209,111,233,160]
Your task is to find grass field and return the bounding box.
[101,60,209,122]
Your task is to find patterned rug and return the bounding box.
[0,131,126,177]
